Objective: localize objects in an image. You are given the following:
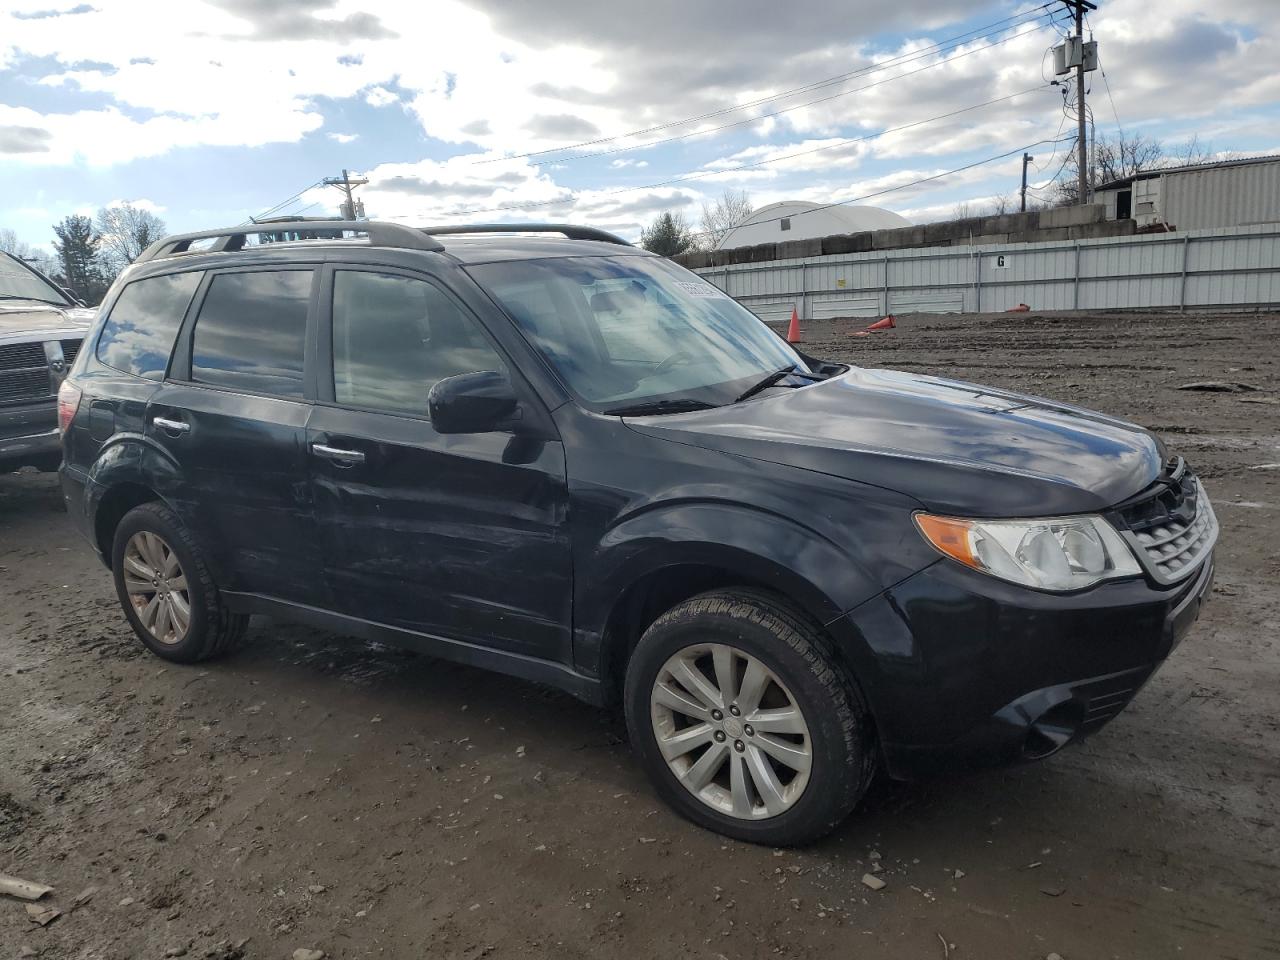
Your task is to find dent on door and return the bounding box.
[147,384,322,602]
[308,410,573,661]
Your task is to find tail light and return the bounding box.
[57,379,82,434]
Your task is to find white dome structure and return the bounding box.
[716,201,911,249]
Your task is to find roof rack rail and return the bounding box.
[420,223,632,246]
[135,219,445,264]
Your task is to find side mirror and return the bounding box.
[428,371,518,434]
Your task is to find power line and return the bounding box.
[239,179,324,225]
[1027,85,1074,177]
[382,85,1055,222]
[683,136,1076,240]
[251,182,322,219]
[1031,139,1077,193]
[518,19,1062,169]
[1085,12,1123,139]
[476,3,1058,166]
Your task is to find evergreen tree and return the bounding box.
[52,215,110,305]
[640,211,698,257]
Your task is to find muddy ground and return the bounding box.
[2,309,1278,960]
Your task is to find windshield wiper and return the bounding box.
[734,365,802,403]
[734,364,827,404]
[604,398,719,416]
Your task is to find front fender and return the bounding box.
[574,495,927,679]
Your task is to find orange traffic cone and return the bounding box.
[786,307,802,343]
[865,314,896,332]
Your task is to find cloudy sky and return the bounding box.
[1,0,1277,250]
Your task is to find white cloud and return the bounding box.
[104,197,167,213]
[1,0,1276,234]
[363,86,399,107]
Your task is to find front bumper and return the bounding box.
[838,552,1215,781]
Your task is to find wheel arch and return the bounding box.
[586,506,885,716]
[83,434,184,564]
[93,480,164,560]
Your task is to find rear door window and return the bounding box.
[96,271,203,380]
[190,270,313,398]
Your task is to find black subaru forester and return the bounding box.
[58,220,1217,845]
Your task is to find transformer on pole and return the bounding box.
[323,169,370,220]
[1055,0,1098,205]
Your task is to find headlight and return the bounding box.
[914,513,1142,591]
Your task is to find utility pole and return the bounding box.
[1020,152,1034,212]
[1059,0,1097,205]
[322,168,369,220]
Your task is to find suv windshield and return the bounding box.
[0,253,72,306]
[469,255,808,412]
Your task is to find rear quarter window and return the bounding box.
[95,271,204,380]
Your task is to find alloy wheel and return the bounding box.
[650,643,812,820]
[122,531,191,645]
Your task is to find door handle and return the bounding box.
[311,442,366,465]
[153,416,190,435]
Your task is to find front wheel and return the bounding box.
[624,589,876,846]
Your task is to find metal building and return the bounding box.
[691,224,1280,319]
[1094,155,1280,231]
[716,201,911,250]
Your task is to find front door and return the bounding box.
[307,266,572,662]
[148,266,323,605]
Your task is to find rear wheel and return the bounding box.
[111,502,247,662]
[624,589,875,846]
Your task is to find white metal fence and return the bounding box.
[691,224,1280,320]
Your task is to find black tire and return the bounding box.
[624,588,876,846]
[111,501,248,663]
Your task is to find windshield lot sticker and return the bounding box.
[675,280,726,299]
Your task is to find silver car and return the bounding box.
[1,252,95,472]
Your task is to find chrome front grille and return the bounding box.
[0,341,54,403]
[0,342,46,370]
[60,338,82,365]
[0,367,53,402]
[1117,463,1218,585]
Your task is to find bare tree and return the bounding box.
[0,228,59,280]
[700,188,753,249]
[0,228,33,258]
[95,203,167,277]
[1053,131,1215,205]
[1095,132,1167,185]
[951,194,1011,221]
[1169,135,1214,167]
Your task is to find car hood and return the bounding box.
[0,300,95,342]
[625,366,1165,517]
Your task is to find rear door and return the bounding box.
[146,266,324,605]
[306,264,573,662]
